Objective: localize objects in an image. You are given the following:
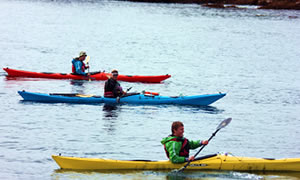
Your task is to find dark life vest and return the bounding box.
[164,137,190,158]
[104,78,123,98]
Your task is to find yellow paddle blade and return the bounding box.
[85,56,90,64]
[76,94,94,98]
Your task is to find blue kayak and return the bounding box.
[18,90,226,106]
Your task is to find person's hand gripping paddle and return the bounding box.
[116,87,132,103]
[175,117,232,173]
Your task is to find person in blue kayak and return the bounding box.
[72,51,89,75]
[104,69,126,98]
[161,121,209,164]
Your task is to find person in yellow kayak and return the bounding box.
[104,69,126,98]
[161,121,209,163]
[72,51,89,75]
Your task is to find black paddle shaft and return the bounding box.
[178,118,232,172]
[116,87,133,103]
[126,87,132,92]
[193,128,220,158]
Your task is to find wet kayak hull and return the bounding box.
[52,154,300,171]
[3,68,171,83]
[17,91,226,106]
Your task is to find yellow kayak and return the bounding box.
[52,153,300,172]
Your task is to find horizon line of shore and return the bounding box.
[127,0,300,10]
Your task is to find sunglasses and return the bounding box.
[112,73,118,77]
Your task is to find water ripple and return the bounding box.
[1,0,300,179]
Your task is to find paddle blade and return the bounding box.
[216,118,232,130]
[171,169,181,173]
[85,56,90,64]
[175,167,185,173]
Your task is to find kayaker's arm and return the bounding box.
[189,140,208,149]
[83,62,89,70]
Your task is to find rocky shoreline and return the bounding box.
[128,0,300,10]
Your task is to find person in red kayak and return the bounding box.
[104,70,126,98]
[72,51,89,75]
[161,121,209,163]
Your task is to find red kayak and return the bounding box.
[3,68,171,83]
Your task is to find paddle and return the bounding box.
[175,117,232,173]
[85,56,91,81]
[85,56,90,64]
[126,87,132,93]
[116,87,133,103]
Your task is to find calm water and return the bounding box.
[1,0,300,179]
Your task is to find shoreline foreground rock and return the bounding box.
[128,0,300,10]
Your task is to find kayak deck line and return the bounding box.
[51,153,300,171]
[3,67,171,83]
[125,154,218,162]
[18,90,226,106]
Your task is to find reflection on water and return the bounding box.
[103,104,119,118]
[70,80,88,94]
[165,170,264,180]
[199,106,224,114]
[175,105,224,114]
[70,79,85,86]
[0,72,6,76]
[53,169,300,180]
[102,104,120,135]
[1,0,300,179]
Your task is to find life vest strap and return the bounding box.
[104,91,114,97]
[164,137,189,158]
